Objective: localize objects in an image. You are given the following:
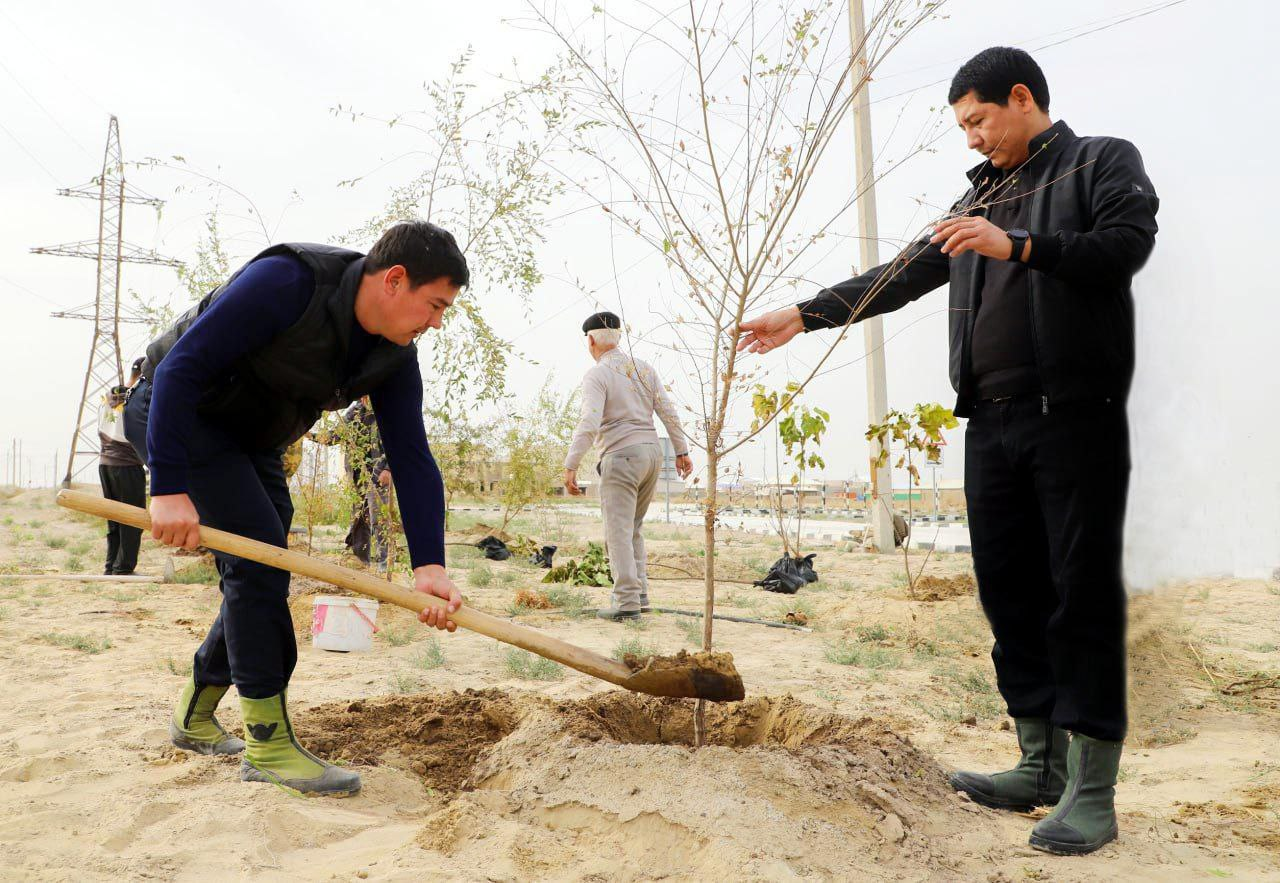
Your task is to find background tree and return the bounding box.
[336,52,576,423]
[498,379,578,532]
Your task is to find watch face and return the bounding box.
[1009,229,1029,240]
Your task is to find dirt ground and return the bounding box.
[0,486,1277,881]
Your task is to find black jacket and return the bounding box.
[143,243,416,450]
[797,121,1158,416]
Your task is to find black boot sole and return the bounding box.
[948,773,1060,813]
[1029,825,1118,856]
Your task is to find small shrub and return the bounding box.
[46,535,69,549]
[501,648,564,680]
[509,589,552,614]
[410,637,446,670]
[675,616,704,646]
[39,632,112,654]
[612,635,661,662]
[67,540,92,556]
[467,565,493,587]
[824,639,901,669]
[381,625,415,647]
[855,624,891,643]
[541,585,592,614]
[387,668,421,694]
[64,555,83,572]
[172,561,219,585]
[29,520,45,529]
[775,597,817,622]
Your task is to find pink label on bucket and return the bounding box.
[312,604,328,635]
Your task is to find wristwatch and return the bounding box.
[1006,228,1030,262]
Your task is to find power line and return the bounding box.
[875,0,1191,82]
[0,55,93,156]
[0,274,69,310]
[870,0,1191,107]
[0,116,65,186]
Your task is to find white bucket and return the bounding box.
[311,596,380,653]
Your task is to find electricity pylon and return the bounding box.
[32,115,181,486]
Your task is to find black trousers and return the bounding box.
[124,379,296,699]
[965,396,1130,742]
[98,464,146,574]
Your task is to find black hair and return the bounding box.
[365,220,470,288]
[948,47,1049,112]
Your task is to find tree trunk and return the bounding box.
[695,447,719,746]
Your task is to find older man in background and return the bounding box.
[563,312,693,621]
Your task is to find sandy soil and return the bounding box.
[0,486,1277,881]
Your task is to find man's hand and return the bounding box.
[563,468,583,496]
[736,306,804,354]
[413,564,462,631]
[150,493,202,550]
[378,469,392,487]
[675,454,693,479]
[930,216,1017,259]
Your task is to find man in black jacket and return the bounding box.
[124,222,465,798]
[738,47,1157,855]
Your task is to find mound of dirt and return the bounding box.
[294,688,1001,878]
[299,689,521,792]
[912,573,975,602]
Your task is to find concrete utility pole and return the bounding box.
[847,0,894,552]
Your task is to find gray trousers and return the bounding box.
[599,443,661,611]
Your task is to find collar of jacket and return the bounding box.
[965,119,1077,184]
[326,256,368,357]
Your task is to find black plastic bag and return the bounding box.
[754,552,819,594]
[531,544,557,568]
[797,552,819,583]
[476,535,511,561]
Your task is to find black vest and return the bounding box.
[143,243,416,451]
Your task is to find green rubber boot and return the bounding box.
[949,718,1068,811]
[170,676,245,756]
[239,692,360,797]
[1030,733,1122,855]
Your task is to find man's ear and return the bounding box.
[383,265,408,295]
[1010,83,1034,112]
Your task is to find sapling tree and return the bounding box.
[865,401,957,597]
[532,0,947,740]
[751,382,829,558]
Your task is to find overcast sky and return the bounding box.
[1,0,1274,583]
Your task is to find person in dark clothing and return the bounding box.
[123,221,467,797]
[737,47,1157,855]
[98,357,147,575]
[312,397,393,570]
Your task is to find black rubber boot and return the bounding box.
[949,718,1068,811]
[1029,733,1122,855]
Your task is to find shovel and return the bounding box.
[57,490,744,702]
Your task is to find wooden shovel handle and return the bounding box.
[56,490,636,688]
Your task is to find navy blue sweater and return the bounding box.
[147,255,446,567]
